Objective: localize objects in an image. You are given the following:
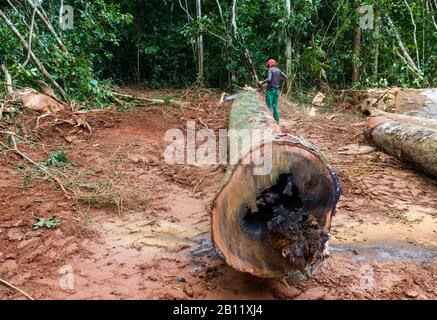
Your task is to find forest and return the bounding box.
[0,0,436,105]
[0,0,436,302]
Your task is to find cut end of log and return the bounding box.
[366,115,387,131]
[212,136,341,278]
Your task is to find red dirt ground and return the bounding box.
[0,88,436,300]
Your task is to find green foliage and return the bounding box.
[33,217,62,230]
[0,0,436,101]
[0,0,132,107]
[42,150,76,167]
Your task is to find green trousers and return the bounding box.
[266,89,280,123]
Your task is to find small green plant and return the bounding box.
[42,150,76,167]
[33,217,62,230]
[15,163,27,170]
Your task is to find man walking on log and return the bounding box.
[259,59,288,123]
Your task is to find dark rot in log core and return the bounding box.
[243,174,328,273]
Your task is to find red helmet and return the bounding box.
[266,59,276,68]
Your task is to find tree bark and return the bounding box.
[285,0,292,94]
[366,114,437,178]
[231,0,258,83]
[373,4,380,79]
[403,0,420,68]
[352,14,361,83]
[196,0,204,86]
[212,91,341,278]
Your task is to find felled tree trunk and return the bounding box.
[212,91,341,278]
[366,112,437,178]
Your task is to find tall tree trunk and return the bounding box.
[196,0,204,86]
[352,5,361,83]
[373,4,380,79]
[231,0,258,83]
[136,34,140,83]
[285,0,292,94]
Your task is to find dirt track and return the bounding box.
[0,88,436,300]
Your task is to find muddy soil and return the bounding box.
[0,88,436,300]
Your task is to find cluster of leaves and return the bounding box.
[1,0,436,103]
[41,150,76,167]
[0,0,132,107]
[33,217,61,230]
[121,0,436,90]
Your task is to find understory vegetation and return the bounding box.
[0,0,436,106]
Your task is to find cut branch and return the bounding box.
[0,131,72,197]
[111,91,188,108]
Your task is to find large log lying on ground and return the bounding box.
[212,92,341,278]
[366,111,437,178]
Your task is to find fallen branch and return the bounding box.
[0,131,72,197]
[0,278,34,300]
[112,91,188,108]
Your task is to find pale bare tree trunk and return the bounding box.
[285,0,292,94]
[386,14,420,73]
[403,0,420,68]
[231,0,258,83]
[196,0,204,86]
[231,0,237,34]
[373,4,380,79]
[428,0,437,30]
